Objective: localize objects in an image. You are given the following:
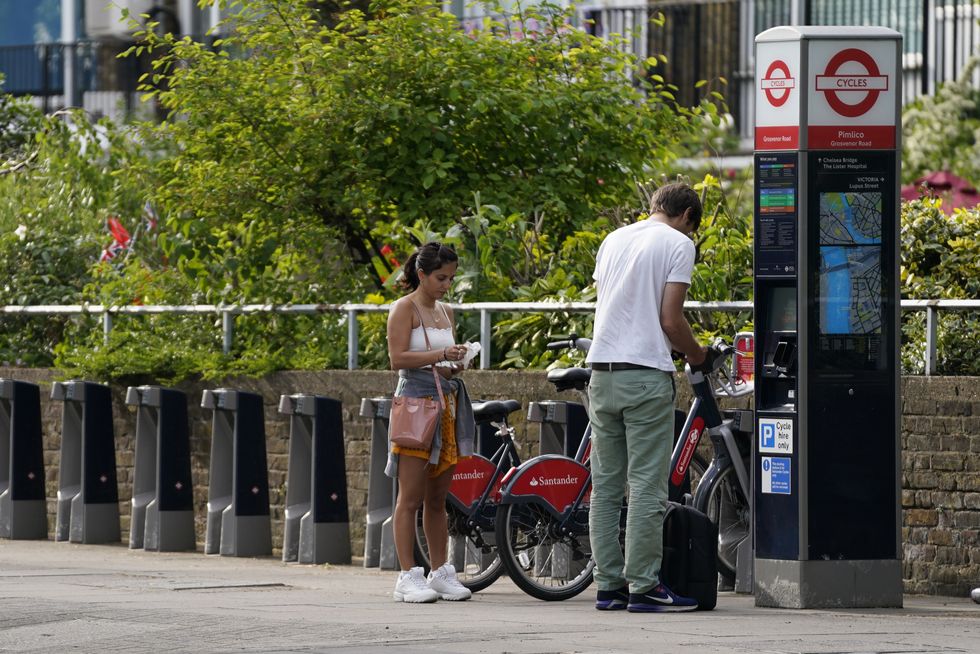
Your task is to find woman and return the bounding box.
[385,241,476,603]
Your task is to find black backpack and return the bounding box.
[660,501,718,611]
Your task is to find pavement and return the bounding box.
[0,540,978,654]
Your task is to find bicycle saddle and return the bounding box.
[546,367,591,392]
[472,399,522,424]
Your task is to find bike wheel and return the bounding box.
[687,452,708,499]
[697,464,750,580]
[415,505,503,593]
[495,502,595,601]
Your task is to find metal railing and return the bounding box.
[2,299,977,375]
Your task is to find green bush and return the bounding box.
[900,199,980,375]
[0,228,95,366]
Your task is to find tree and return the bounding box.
[132,0,694,295]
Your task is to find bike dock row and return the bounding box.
[0,379,353,564]
[1,377,589,574]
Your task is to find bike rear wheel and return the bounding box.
[414,504,503,593]
[494,502,595,601]
[687,452,708,499]
[697,464,750,580]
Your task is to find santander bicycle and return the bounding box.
[492,335,596,600]
[494,334,751,600]
[668,334,754,584]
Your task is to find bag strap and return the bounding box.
[409,301,446,411]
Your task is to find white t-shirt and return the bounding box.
[585,220,696,372]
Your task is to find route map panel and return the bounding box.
[819,192,882,245]
[807,151,895,371]
[819,246,881,334]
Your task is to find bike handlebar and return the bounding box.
[546,333,592,354]
[689,341,731,374]
[546,339,575,350]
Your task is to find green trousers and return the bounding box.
[587,367,675,594]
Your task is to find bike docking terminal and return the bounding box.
[752,26,902,608]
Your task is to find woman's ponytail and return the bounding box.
[400,252,421,291]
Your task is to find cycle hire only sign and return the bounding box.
[758,417,793,454]
[807,41,897,149]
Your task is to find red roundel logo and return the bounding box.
[815,48,889,118]
[762,60,795,107]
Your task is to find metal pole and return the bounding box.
[347,309,359,370]
[925,305,938,376]
[222,311,233,355]
[102,311,112,345]
[61,0,78,108]
[480,309,491,370]
[922,0,931,96]
[789,0,804,25]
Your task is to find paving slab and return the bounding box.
[0,540,977,653]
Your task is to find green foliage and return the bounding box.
[53,260,216,382]
[688,169,754,340]
[900,198,980,375]
[0,105,150,368]
[0,75,45,160]
[902,56,980,184]
[0,108,149,236]
[0,227,95,366]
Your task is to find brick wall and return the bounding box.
[2,368,978,596]
[901,377,980,596]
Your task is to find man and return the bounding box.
[585,182,707,612]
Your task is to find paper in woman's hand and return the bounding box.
[460,342,482,368]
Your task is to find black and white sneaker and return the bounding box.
[595,585,629,611]
[627,583,698,612]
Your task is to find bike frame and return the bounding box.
[447,419,521,531]
[668,350,754,506]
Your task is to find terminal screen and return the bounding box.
[767,286,797,332]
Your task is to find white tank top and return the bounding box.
[408,302,456,364]
[409,325,455,353]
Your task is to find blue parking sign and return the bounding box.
[761,422,776,449]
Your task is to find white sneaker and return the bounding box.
[393,567,438,603]
[427,563,472,601]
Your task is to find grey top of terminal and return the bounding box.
[358,396,391,419]
[0,378,34,399]
[527,400,571,424]
[50,380,106,402]
[756,26,901,42]
[201,388,244,411]
[125,385,165,408]
[278,394,318,417]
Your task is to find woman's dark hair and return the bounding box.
[400,241,459,291]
